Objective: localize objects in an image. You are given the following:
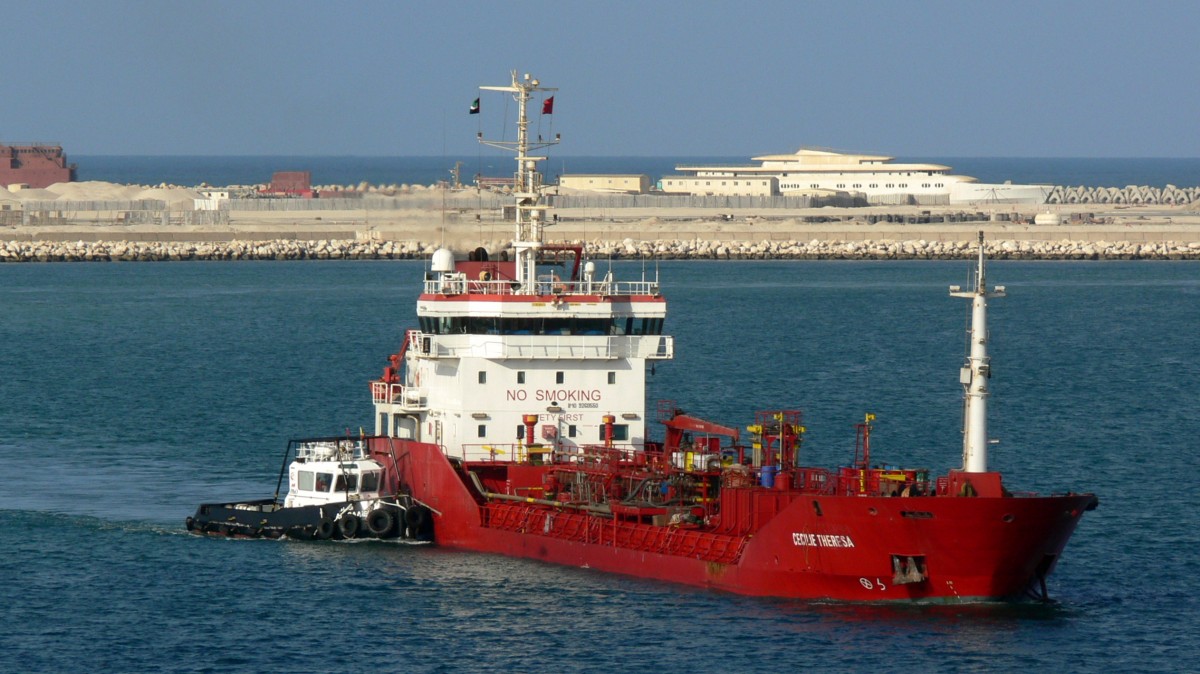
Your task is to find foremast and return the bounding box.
[478,70,560,294]
[950,232,1005,473]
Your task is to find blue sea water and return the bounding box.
[72,155,1200,190]
[2,260,1199,672]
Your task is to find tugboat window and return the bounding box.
[298,470,315,491]
[360,471,380,492]
[315,472,333,492]
[334,473,358,492]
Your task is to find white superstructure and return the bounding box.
[663,148,1050,205]
[372,71,673,462]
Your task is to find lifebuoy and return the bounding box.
[337,513,360,539]
[314,516,334,540]
[366,508,396,537]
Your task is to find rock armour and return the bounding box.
[3,238,1200,262]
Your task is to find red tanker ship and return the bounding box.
[358,71,1096,602]
[188,70,1096,602]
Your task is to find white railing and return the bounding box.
[406,333,673,361]
[370,381,426,408]
[423,275,661,297]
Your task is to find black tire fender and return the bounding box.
[337,513,360,539]
[405,505,428,529]
[314,516,334,540]
[366,508,396,537]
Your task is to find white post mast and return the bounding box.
[950,232,1005,473]
[478,70,560,294]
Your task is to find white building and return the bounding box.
[666,148,1049,205]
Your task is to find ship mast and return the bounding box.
[950,232,1005,473]
[478,70,560,294]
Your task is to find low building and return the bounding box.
[260,171,314,198]
[657,175,776,197]
[559,174,650,194]
[195,189,230,211]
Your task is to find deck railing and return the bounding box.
[423,275,661,297]
[407,331,672,360]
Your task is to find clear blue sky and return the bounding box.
[3,0,1196,157]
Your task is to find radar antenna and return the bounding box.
[478,70,560,293]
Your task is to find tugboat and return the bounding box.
[185,437,431,541]
[188,70,1096,602]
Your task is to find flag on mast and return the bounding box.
[469,98,480,114]
[542,96,554,115]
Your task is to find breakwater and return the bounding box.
[4,238,1200,262]
[1047,185,1200,205]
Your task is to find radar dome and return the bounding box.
[431,248,455,272]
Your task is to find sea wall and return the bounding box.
[4,238,1200,262]
[1047,185,1200,205]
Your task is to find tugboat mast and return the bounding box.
[950,232,1005,473]
[478,70,560,294]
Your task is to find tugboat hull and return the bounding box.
[185,498,420,541]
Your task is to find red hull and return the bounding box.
[371,438,1094,602]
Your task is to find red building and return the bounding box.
[0,144,77,189]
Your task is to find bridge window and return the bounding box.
[478,371,486,384]
[517,371,525,384]
[625,317,663,335]
[608,372,616,384]
[421,316,660,336]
